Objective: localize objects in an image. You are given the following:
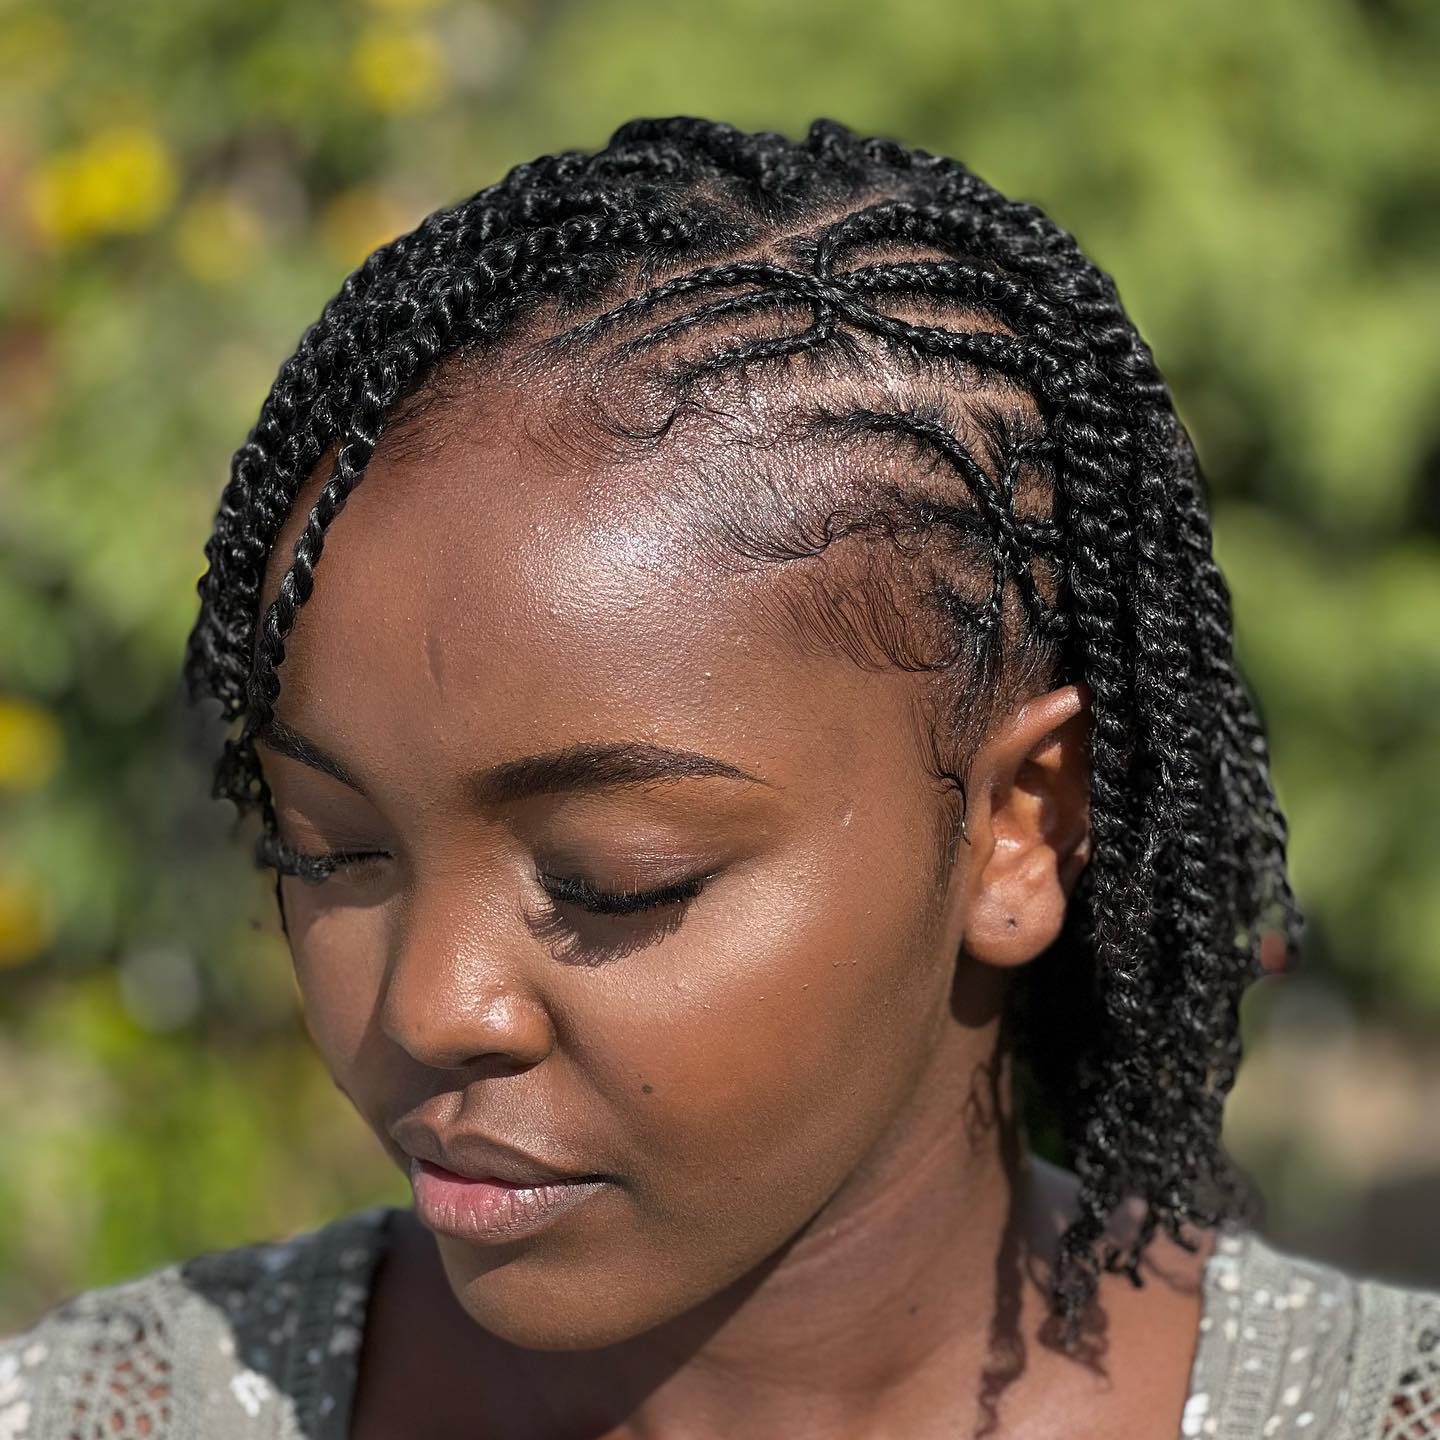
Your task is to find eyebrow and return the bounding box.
[255,718,363,791]
[252,718,772,804]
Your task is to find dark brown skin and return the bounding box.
[257,371,1213,1439]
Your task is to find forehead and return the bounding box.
[259,376,933,801]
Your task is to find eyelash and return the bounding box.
[262,835,710,917]
[534,869,710,917]
[260,834,383,886]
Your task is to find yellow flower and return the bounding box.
[0,873,53,969]
[0,698,62,791]
[25,125,177,248]
[349,21,446,115]
[320,186,418,270]
[175,189,265,285]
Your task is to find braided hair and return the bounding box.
[184,116,1303,1343]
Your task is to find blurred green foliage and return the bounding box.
[2,0,1438,1329]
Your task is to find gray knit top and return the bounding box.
[2,1204,1437,1438]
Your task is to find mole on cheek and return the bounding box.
[642,1083,654,1094]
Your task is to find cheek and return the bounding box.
[582,868,952,1262]
[279,883,389,1072]
[440,877,953,1348]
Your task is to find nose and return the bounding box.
[378,877,555,1072]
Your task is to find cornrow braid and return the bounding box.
[184,115,1303,1345]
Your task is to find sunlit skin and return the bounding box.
[256,367,1214,1439]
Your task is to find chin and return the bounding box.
[432,1231,668,1350]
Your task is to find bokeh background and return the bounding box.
[3,0,1439,1334]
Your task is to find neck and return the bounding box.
[641,1030,1033,1417]
[372,1022,1091,1440]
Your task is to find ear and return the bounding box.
[959,682,1092,969]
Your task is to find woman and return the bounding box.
[3,116,1436,1440]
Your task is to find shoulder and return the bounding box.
[0,1204,396,1440]
[1187,1225,1440,1438]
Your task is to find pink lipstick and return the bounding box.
[409,1157,607,1243]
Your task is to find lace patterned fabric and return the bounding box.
[2,1207,1436,1438]
[0,1205,390,1439]
[1182,1230,1440,1438]
[1375,1292,1440,1438]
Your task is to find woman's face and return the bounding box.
[256,374,1008,1349]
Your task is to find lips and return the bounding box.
[408,1158,609,1244]
[389,1113,612,1242]
[389,1115,604,1188]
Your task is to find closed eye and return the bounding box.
[537,869,712,916]
[260,833,392,885]
[261,837,711,917]
[527,867,714,965]
[261,833,712,965]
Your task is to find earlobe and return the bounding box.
[965,847,1074,969]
